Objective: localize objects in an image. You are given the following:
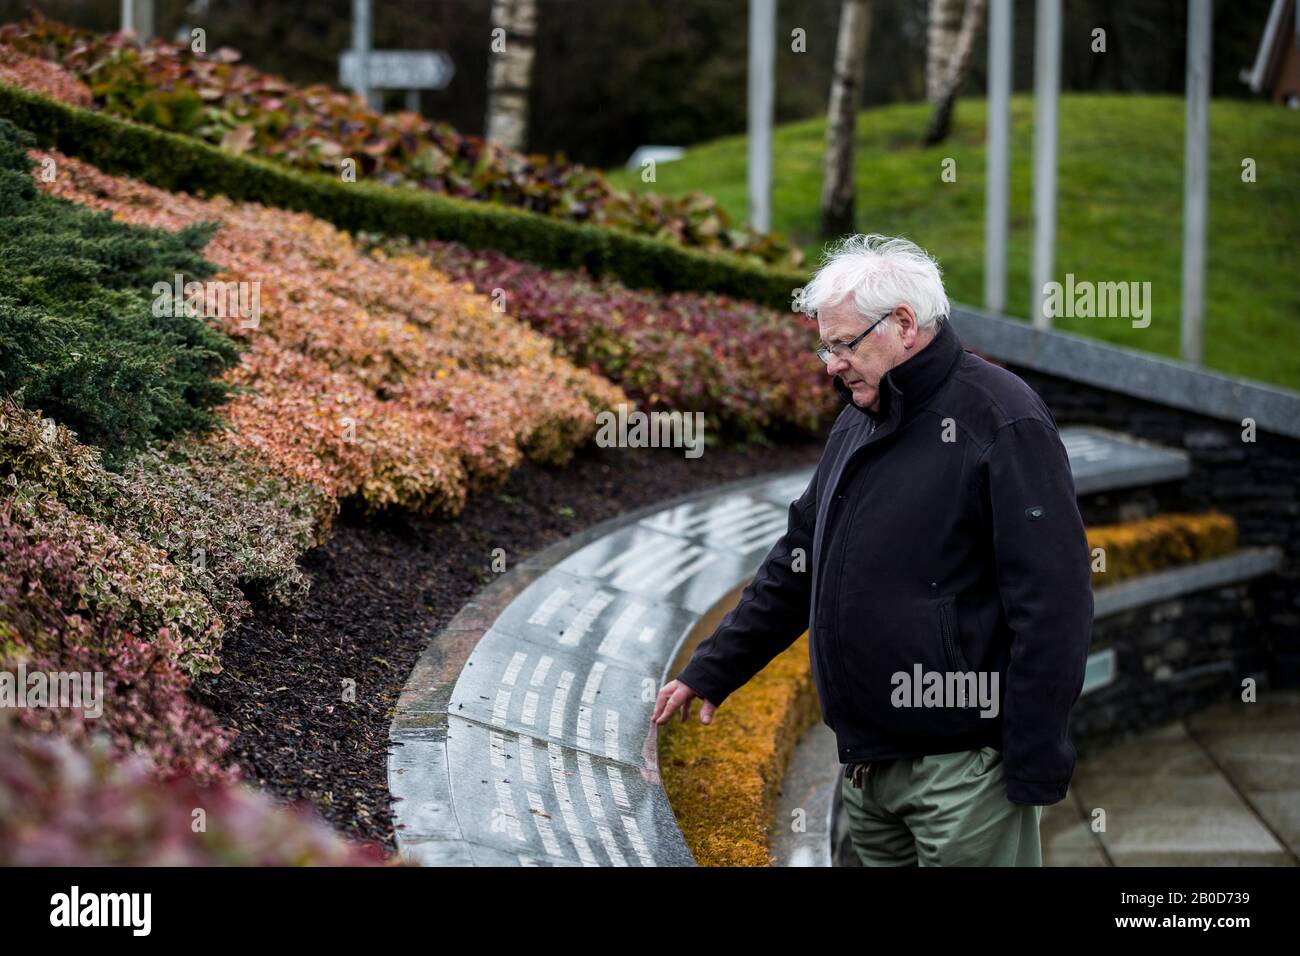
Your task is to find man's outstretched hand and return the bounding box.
[653,679,718,725]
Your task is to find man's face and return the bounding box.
[817,298,916,414]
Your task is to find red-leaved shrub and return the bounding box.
[0,725,388,865]
[422,239,838,442]
[0,501,233,783]
[0,13,800,267]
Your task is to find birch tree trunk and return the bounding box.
[926,0,966,103]
[923,0,987,146]
[484,0,537,152]
[819,0,873,240]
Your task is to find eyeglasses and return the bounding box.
[813,311,892,365]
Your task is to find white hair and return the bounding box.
[802,234,950,332]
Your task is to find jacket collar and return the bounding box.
[832,318,964,423]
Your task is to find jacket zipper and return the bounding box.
[816,458,870,735]
[814,412,885,740]
[939,599,970,707]
[813,488,847,731]
[940,601,958,667]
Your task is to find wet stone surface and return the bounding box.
[390,466,817,867]
[1060,426,1190,495]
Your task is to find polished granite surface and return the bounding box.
[390,467,817,866]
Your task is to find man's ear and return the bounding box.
[896,304,920,346]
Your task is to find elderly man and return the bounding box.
[653,234,1094,867]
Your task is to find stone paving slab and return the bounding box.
[783,696,1300,866]
[389,730,459,844]
[1041,799,1109,866]
[552,523,766,616]
[1187,693,1300,858]
[441,714,691,866]
[1066,718,1295,866]
[638,491,795,558]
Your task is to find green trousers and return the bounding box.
[840,746,1043,867]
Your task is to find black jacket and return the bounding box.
[675,319,1094,805]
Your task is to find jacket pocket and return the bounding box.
[837,594,983,739]
[937,596,971,673]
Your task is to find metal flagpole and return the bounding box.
[1031,0,1061,329]
[984,0,1012,316]
[1181,0,1212,365]
[748,0,777,233]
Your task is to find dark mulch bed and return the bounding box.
[190,438,825,851]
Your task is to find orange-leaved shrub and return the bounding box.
[0,398,330,663]
[0,42,90,107]
[36,146,628,515]
[0,138,631,862]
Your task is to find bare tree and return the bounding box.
[923,0,987,146]
[820,0,873,239]
[484,0,538,152]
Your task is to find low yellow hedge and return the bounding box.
[660,634,820,867]
[1087,512,1237,588]
[663,511,1239,866]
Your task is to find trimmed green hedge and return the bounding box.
[0,82,808,311]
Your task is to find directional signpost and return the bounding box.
[344,0,454,112]
[339,50,455,111]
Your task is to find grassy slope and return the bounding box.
[608,95,1300,389]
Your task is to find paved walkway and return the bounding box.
[1043,691,1300,866]
[775,690,1300,866]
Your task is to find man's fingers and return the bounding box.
[652,686,668,722]
[652,681,720,726]
[654,682,693,725]
[673,686,693,723]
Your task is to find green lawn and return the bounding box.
[607,95,1300,390]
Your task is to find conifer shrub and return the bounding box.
[0,118,238,464]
